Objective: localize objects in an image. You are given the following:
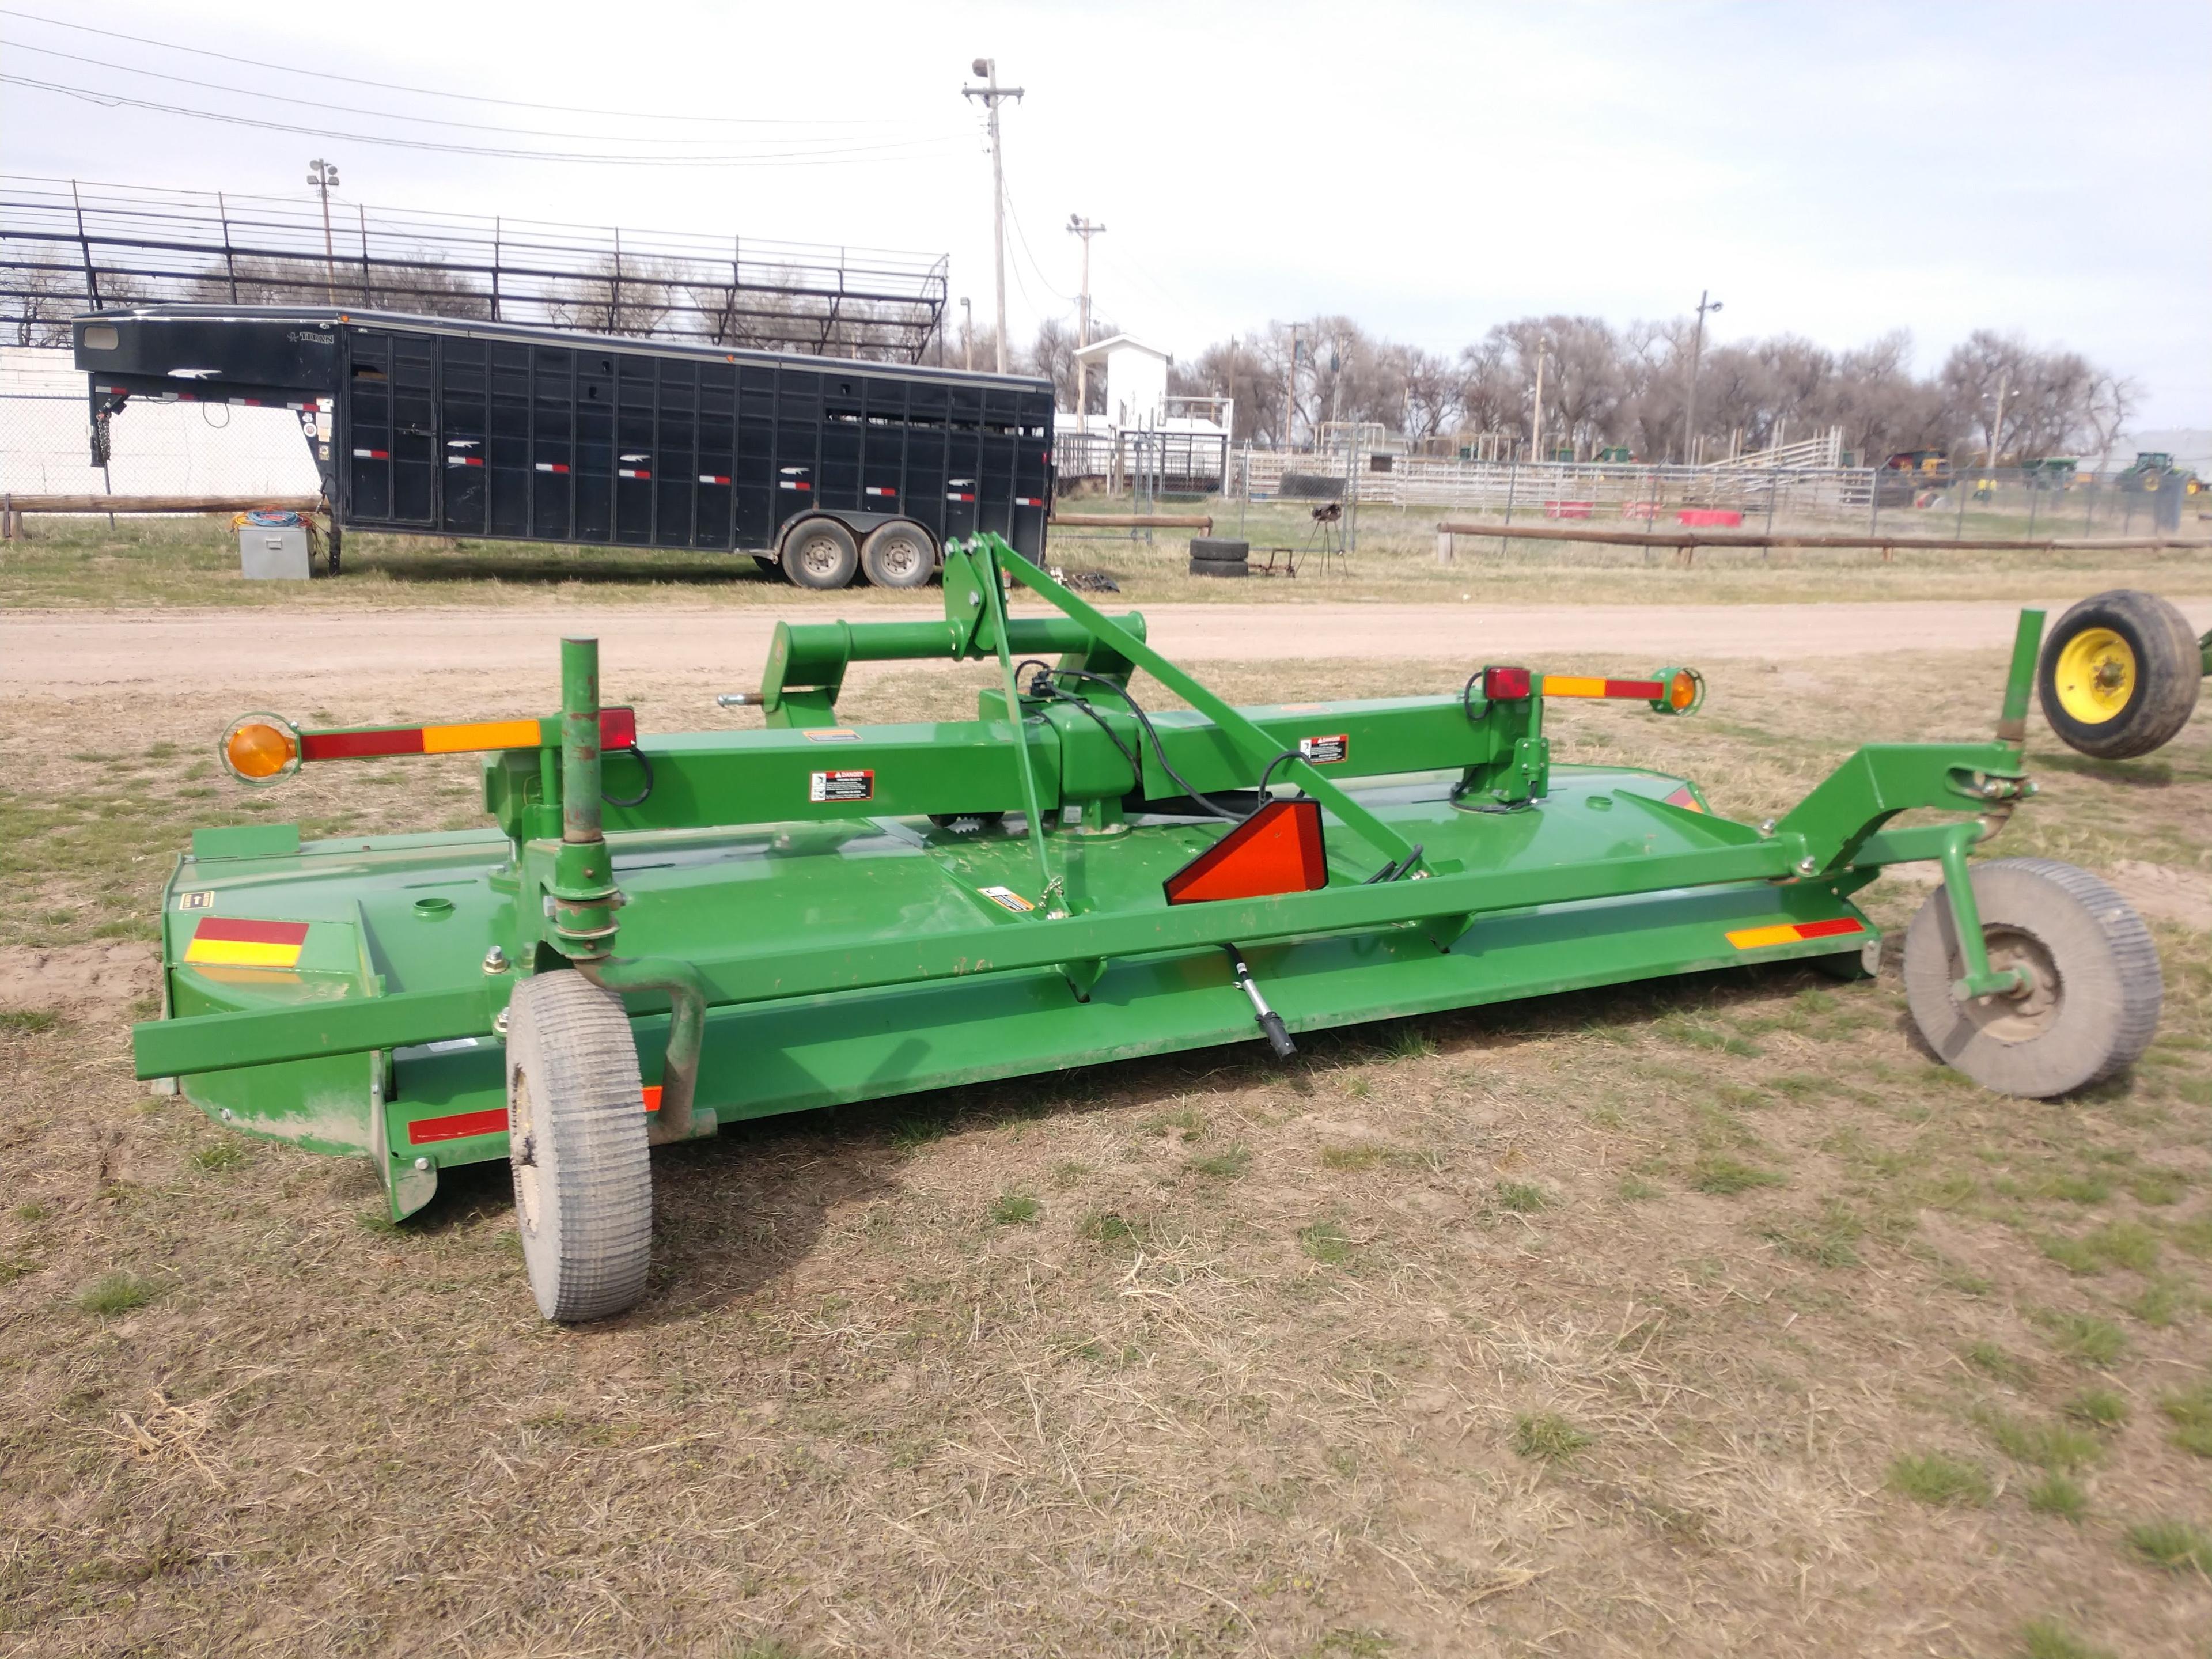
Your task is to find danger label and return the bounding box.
[977,885,1035,913]
[1298,733,1350,764]
[809,769,874,802]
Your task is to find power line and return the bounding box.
[0,39,919,146]
[1001,187,1074,304]
[0,6,876,124]
[0,75,971,168]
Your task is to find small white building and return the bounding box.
[1062,333,1231,491]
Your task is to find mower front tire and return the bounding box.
[1903,857,2161,1098]
[506,971,653,1322]
[2038,590,2200,758]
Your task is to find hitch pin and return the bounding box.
[716,692,762,707]
[1224,944,1296,1060]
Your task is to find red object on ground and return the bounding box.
[1621,501,1661,520]
[1676,509,1744,528]
[1543,501,1596,520]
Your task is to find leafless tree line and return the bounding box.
[1123,313,2138,467]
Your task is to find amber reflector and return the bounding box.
[223,718,299,781]
[1667,670,1699,710]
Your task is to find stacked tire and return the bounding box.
[1189,537,1249,579]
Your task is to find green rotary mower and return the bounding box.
[133,535,2163,1320]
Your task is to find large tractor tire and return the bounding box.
[505,971,653,1322]
[2038,590,2200,758]
[1903,858,2161,1098]
[782,518,861,590]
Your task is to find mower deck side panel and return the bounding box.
[392,876,1875,1158]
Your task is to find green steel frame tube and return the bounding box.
[1997,609,2044,745]
[969,541,1060,906]
[561,637,601,845]
[579,954,710,1139]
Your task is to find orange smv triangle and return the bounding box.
[1164,800,1329,905]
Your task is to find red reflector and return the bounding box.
[192,916,310,946]
[1484,665,1532,700]
[407,1107,507,1145]
[1795,916,1866,941]
[641,1085,662,1112]
[1164,800,1328,905]
[301,727,425,760]
[599,707,637,748]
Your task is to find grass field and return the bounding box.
[5,505,2208,612]
[2,634,2209,1656]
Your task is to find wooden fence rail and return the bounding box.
[1435,520,2203,565]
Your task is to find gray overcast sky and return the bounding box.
[5,0,2207,425]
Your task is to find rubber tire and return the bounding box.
[506,972,653,1322]
[1189,558,1249,578]
[2037,589,2200,758]
[1903,857,2161,1098]
[782,518,860,589]
[861,520,937,588]
[1189,537,1250,563]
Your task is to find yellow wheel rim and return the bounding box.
[2054,627,2135,724]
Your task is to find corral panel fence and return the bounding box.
[0,175,948,362]
[1056,429,1229,495]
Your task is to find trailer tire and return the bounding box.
[862,520,937,588]
[1189,537,1249,563]
[506,971,653,1322]
[782,518,859,589]
[1903,857,2161,1099]
[2037,590,2200,758]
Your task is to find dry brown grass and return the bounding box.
[2,639,2209,1656]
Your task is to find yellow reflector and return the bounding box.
[1544,675,1607,699]
[222,717,300,782]
[422,718,542,754]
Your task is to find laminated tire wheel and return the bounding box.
[2038,589,2200,758]
[1188,536,1250,565]
[1903,857,2161,1098]
[506,971,653,1321]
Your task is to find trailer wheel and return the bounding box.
[861,521,936,588]
[783,518,859,589]
[1903,857,2161,1098]
[506,971,653,1322]
[2038,590,2200,758]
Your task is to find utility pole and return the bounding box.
[960,297,973,372]
[1283,323,1301,449]
[1067,213,1105,422]
[1987,367,2009,469]
[1683,288,1722,464]
[962,59,1022,375]
[1530,335,1550,463]
[307,158,341,304]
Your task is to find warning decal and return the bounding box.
[809,770,874,803]
[977,885,1035,913]
[1298,733,1350,764]
[177,890,215,911]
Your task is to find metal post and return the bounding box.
[1684,289,1721,463]
[1955,470,1967,540]
[217,191,238,302]
[1068,214,1104,419]
[1284,323,1300,450]
[69,179,99,310]
[561,638,603,847]
[1504,457,1517,525]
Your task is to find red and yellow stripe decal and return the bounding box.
[1725,916,1866,951]
[406,1084,662,1147]
[183,916,310,968]
[299,707,637,762]
[1544,675,1665,700]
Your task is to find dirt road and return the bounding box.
[9,596,2207,695]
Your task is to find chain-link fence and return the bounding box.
[2,345,317,498]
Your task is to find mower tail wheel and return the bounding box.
[782,518,860,589]
[861,520,937,588]
[505,971,653,1321]
[1903,857,2161,1098]
[2037,589,2200,758]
